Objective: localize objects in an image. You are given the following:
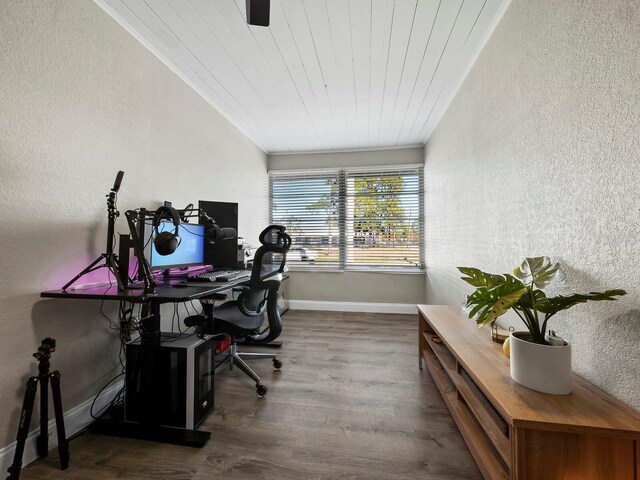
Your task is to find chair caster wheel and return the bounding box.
[273,359,282,370]
[256,384,268,397]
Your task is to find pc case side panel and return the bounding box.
[193,337,215,428]
[124,341,187,429]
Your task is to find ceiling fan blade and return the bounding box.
[246,0,270,27]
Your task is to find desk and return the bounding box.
[41,265,282,447]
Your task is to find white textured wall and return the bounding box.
[289,271,426,304]
[425,0,640,409]
[0,0,267,446]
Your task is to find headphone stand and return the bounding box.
[62,173,125,291]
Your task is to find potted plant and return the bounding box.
[457,257,625,395]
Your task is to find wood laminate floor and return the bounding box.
[21,310,481,479]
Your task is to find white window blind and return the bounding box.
[270,171,342,268]
[345,169,423,269]
[270,167,424,271]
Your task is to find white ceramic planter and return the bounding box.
[510,331,572,395]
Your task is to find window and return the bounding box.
[269,166,424,271]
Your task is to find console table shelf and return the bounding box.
[418,305,640,480]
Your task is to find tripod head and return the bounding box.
[105,171,124,256]
[33,338,56,362]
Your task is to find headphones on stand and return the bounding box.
[152,206,181,255]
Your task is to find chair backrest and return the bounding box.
[236,225,290,343]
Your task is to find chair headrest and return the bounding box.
[258,225,291,254]
[249,225,291,285]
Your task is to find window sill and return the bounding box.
[286,265,425,275]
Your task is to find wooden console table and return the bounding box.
[418,305,640,480]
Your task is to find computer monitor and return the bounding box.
[149,222,205,270]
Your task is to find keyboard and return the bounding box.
[186,272,218,282]
[215,270,251,282]
[186,270,251,283]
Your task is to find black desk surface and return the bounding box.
[41,265,282,303]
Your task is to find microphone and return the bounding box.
[200,209,237,244]
[206,225,237,244]
[218,227,237,240]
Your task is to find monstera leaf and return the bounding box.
[458,258,627,344]
[458,267,506,288]
[534,289,626,314]
[513,257,559,288]
[465,275,527,326]
[517,288,546,309]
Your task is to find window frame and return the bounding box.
[269,164,425,273]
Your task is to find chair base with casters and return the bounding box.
[212,289,284,397]
[224,336,282,397]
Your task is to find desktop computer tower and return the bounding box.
[199,200,238,269]
[125,333,215,430]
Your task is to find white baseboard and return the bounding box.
[288,300,417,314]
[0,381,123,476]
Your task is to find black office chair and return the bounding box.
[211,225,291,397]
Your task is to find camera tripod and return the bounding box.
[6,338,69,480]
[62,171,124,291]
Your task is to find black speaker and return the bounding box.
[152,206,181,256]
[246,0,270,26]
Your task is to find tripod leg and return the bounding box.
[6,378,38,480]
[106,254,124,291]
[61,255,105,291]
[49,372,69,470]
[36,374,49,458]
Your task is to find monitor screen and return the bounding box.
[149,222,205,270]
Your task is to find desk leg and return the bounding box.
[200,302,216,334]
[140,301,161,427]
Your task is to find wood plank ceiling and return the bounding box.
[95,0,509,154]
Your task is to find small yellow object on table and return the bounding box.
[502,336,510,357]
